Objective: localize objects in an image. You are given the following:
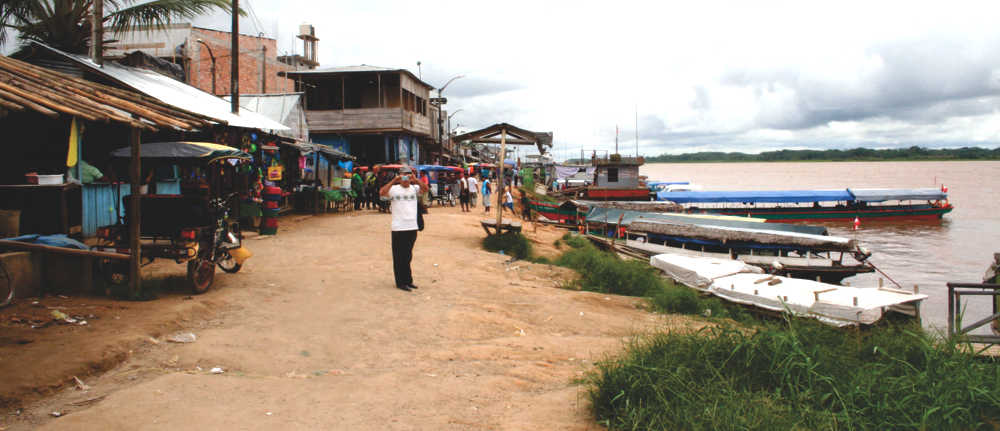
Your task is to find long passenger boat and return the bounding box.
[656,188,953,222]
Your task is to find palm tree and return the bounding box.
[1,0,238,54]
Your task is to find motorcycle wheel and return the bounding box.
[187,259,215,294]
[0,262,12,308]
[217,252,242,273]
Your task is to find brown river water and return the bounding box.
[641,161,1000,333]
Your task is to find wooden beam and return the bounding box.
[461,137,536,145]
[0,240,129,260]
[495,127,506,235]
[128,127,142,298]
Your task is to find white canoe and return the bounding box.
[650,253,927,326]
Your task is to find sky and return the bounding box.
[8,0,1000,160]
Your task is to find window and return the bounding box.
[607,168,619,183]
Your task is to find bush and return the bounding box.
[650,285,701,314]
[555,237,667,297]
[482,232,533,260]
[588,319,1000,430]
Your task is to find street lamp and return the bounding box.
[196,38,217,94]
[435,74,464,156]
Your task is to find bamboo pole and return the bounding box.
[495,127,506,235]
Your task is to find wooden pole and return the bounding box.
[128,127,142,297]
[495,127,506,235]
[91,0,103,66]
[230,0,239,114]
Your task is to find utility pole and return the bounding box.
[230,0,239,114]
[91,0,103,66]
[260,33,266,93]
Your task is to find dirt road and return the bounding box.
[4,203,700,430]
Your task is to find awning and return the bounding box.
[110,141,250,160]
[848,188,946,202]
[657,189,854,204]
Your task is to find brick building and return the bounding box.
[104,23,313,96]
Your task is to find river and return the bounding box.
[640,161,1000,333]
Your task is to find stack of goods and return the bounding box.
[261,186,281,235]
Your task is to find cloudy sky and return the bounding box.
[11,0,1000,159]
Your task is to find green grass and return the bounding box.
[482,232,533,260]
[588,318,1000,430]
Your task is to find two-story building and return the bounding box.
[283,65,438,165]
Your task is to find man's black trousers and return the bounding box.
[391,230,418,287]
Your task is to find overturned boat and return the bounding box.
[650,253,926,327]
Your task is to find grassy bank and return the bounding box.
[483,231,1000,429]
[588,319,1000,430]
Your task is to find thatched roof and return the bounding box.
[0,55,216,131]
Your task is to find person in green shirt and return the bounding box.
[351,170,364,210]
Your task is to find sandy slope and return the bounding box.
[4,202,701,430]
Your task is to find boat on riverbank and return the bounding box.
[649,253,926,326]
[655,188,953,222]
[570,206,874,283]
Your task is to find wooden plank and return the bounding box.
[0,240,129,260]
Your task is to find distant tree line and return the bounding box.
[640,146,1000,163]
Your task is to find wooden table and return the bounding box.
[0,183,82,236]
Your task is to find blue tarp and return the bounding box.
[4,234,88,250]
[657,189,854,204]
[416,165,453,172]
[847,188,946,202]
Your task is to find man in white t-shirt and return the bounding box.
[467,174,479,208]
[379,166,429,292]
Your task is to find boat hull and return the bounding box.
[694,205,953,222]
[583,188,651,201]
[524,199,578,224]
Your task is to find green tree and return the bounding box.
[1,0,238,54]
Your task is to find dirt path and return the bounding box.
[3,203,702,430]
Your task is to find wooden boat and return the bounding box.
[655,188,953,222]
[648,253,926,326]
[575,207,873,283]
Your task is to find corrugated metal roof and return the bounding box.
[283,64,434,89]
[225,93,305,139]
[31,42,288,131]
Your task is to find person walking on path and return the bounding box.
[351,169,365,210]
[482,175,492,214]
[467,174,479,208]
[364,169,377,210]
[503,186,515,214]
[380,166,428,292]
[458,172,471,212]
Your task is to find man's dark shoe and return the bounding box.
[407,284,419,289]
[396,285,412,292]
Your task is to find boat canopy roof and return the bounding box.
[584,207,829,236]
[847,188,946,202]
[110,141,250,161]
[657,188,948,204]
[647,181,690,187]
[657,189,854,204]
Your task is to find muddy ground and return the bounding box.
[0,200,702,430]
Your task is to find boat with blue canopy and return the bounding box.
[655,187,953,222]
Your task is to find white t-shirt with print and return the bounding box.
[389,184,419,231]
[467,177,478,194]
